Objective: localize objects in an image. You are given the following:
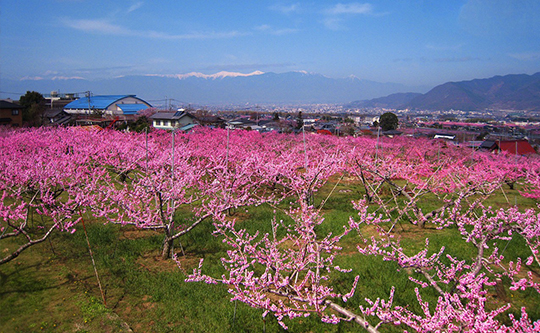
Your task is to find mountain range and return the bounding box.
[1,71,422,105]
[350,72,540,111]
[3,71,539,110]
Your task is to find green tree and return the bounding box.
[129,116,151,133]
[19,91,45,126]
[295,111,303,130]
[379,112,399,131]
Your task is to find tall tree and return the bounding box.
[19,91,45,126]
[295,111,303,129]
[379,112,399,131]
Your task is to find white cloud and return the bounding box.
[62,18,247,40]
[321,3,379,30]
[19,74,85,81]
[43,70,60,76]
[63,18,131,35]
[127,1,143,13]
[255,24,298,35]
[51,76,86,80]
[322,17,345,31]
[256,24,271,32]
[509,52,540,61]
[270,3,300,14]
[326,3,373,15]
[145,30,247,40]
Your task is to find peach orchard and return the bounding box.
[1,126,540,332]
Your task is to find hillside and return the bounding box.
[406,72,540,111]
[346,92,422,109]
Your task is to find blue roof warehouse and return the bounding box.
[64,95,152,116]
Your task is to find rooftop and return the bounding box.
[64,95,151,110]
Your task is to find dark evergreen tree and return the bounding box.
[295,111,303,129]
[379,112,399,131]
[19,91,45,126]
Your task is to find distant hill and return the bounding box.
[346,92,422,109]
[406,72,540,111]
[1,71,419,105]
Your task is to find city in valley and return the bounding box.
[2,89,540,155]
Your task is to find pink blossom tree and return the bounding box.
[0,127,107,264]
[180,132,540,331]
[94,128,287,259]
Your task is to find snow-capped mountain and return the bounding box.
[2,71,420,104]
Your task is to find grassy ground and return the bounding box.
[1,179,539,332]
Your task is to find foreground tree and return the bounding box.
[180,134,540,332]
[0,128,105,264]
[94,128,285,259]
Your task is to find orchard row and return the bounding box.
[1,126,540,332]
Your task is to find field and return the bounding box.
[1,127,540,332]
[1,178,538,332]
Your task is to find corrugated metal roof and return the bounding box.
[64,95,151,110]
[150,111,194,120]
[498,140,536,155]
[179,123,198,132]
[150,112,178,120]
[117,104,148,115]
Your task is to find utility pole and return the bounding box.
[85,91,92,118]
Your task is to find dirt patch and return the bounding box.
[122,229,161,240]
[136,253,183,274]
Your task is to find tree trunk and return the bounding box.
[161,225,174,259]
[162,236,173,259]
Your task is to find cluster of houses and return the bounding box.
[1,94,197,130]
[1,93,538,156]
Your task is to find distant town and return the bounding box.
[1,89,540,155]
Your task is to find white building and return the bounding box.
[150,110,198,131]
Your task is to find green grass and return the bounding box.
[1,177,539,332]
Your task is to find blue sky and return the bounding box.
[1,0,539,87]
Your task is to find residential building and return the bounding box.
[150,110,198,131]
[43,109,72,126]
[479,139,536,155]
[0,100,22,127]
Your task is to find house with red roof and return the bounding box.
[479,139,536,155]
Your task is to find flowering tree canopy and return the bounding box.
[1,126,539,332]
